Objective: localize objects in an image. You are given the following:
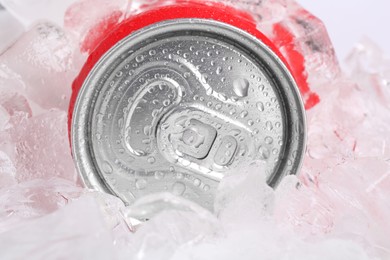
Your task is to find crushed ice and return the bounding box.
[0,0,390,259]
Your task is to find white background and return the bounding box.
[297,0,390,61]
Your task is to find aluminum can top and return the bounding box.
[71,18,306,211]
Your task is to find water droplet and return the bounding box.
[136,55,144,63]
[266,121,273,131]
[265,136,274,144]
[257,102,265,112]
[144,125,152,135]
[172,182,186,196]
[161,122,170,131]
[258,146,270,160]
[201,74,208,84]
[229,109,236,115]
[216,67,223,75]
[136,179,147,190]
[102,161,113,174]
[215,103,222,110]
[154,171,165,180]
[149,49,156,56]
[142,139,151,144]
[240,110,248,118]
[194,179,201,187]
[275,122,282,128]
[163,100,171,106]
[203,185,210,192]
[206,87,213,96]
[148,157,156,164]
[233,78,249,97]
[259,85,265,91]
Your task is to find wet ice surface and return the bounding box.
[1,0,390,259]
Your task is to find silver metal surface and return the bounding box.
[71,19,306,211]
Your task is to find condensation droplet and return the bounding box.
[136,179,147,190]
[266,121,273,131]
[240,110,248,118]
[136,55,144,63]
[172,182,186,196]
[194,178,201,187]
[154,171,165,180]
[265,136,274,144]
[148,157,156,164]
[233,78,249,97]
[144,125,152,136]
[257,102,265,112]
[258,146,270,160]
[102,161,113,174]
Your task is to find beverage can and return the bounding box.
[69,0,306,210]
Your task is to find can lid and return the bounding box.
[71,19,306,211]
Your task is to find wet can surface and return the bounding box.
[69,1,306,211]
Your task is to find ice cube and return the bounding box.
[0,178,82,233]
[0,150,16,188]
[126,209,219,260]
[64,0,128,54]
[0,196,119,260]
[1,110,77,183]
[0,22,78,112]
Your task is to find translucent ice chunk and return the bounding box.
[0,150,16,189]
[64,0,128,54]
[1,110,77,183]
[0,22,78,112]
[126,208,219,260]
[0,178,82,233]
[275,158,390,258]
[0,196,118,260]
